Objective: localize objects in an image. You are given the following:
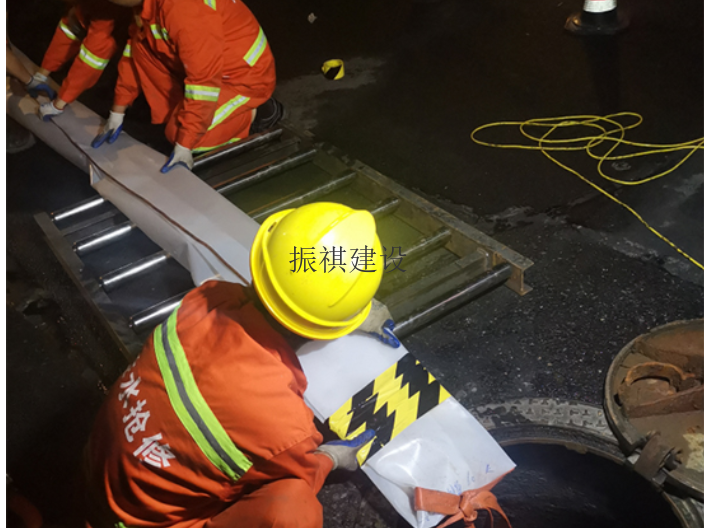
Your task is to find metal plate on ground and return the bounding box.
[36,123,533,360]
[604,319,704,499]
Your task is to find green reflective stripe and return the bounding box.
[79,44,109,70]
[59,21,79,41]
[185,84,220,102]
[243,27,267,67]
[162,310,253,476]
[192,137,241,153]
[153,309,252,480]
[208,95,250,130]
[204,0,216,9]
[122,43,132,58]
[150,24,168,40]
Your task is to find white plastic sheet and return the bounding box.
[7,49,514,527]
[299,334,514,527]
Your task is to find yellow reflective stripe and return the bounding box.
[328,353,451,466]
[184,84,220,102]
[243,27,267,67]
[208,95,250,130]
[204,0,216,9]
[192,137,241,153]
[150,24,161,39]
[59,21,79,41]
[153,308,253,480]
[122,43,132,58]
[150,24,168,40]
[79,44,109,70]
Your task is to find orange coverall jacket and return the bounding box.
[114,0,276,151]
[41,5,129,104]
[84,281,333,528]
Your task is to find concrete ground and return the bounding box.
[5,0,703,526]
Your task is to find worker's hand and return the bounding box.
[161,143,193,173]
[357,298,400,348]
[316,429,376,471]
[25,72,57,100]
[92,111,125,148]
[38,101,64,121]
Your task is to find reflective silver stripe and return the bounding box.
[243,27,267,66]
[150,24,168,40]
[59,21,79,41]
[79,44,109,70]
[208,95,250,129]
[192,137,240,153]
[184,84,220,102]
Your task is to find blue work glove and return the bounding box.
[38,101,63,121]
[316,429,376,471]
[25,72,57,100]
[161,143,193,173]
[92,111,125,147]
[358,299,401,348]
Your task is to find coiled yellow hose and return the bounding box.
[471,113,704,270]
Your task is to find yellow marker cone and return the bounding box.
[322,59,345,80]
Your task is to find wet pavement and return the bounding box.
[5,0,703,526]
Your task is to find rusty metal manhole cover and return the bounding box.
[605,319,704,499]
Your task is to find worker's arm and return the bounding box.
[6,44,32,84]
[39,9,83,75]
[91,39,136,147]
[250,429,375,495]
[40,15,119,120]
[7,44,57,100]
[55,16,118,106]
[93,15,140,147]
[113,37,139,109]
[167,1,224,150]
[251,436,335,495]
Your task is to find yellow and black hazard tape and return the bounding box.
[327,353,451,465]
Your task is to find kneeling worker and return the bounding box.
[93,0,283,173]
[84,203,397,528]
[35,1,132,120]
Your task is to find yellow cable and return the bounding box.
[471,113,704,270]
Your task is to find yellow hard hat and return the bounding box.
[250,202,384,340]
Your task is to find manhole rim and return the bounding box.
[472,398,704,528]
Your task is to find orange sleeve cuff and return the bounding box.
[41,24,81,73]
[314,452,335,490]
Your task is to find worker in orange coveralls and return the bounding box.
[83,203,400,528]
[36,1,132,121]
[91,0,283,174]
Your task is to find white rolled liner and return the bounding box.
[299,335,514,527]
